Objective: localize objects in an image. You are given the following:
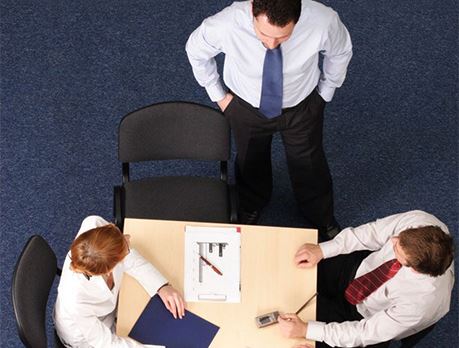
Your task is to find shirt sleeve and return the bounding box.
[307,303,422,347]
[123,249,168,297]
[185,6,232,102]
[319,211,424,259]
[72,307,146,347]
[77,215,111,237]
[317,11,353,102]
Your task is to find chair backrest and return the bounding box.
[12,235,59,348]
[118,102,230,163]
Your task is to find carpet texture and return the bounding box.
[1,1,457,347]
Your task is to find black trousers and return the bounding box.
[224,89,334,231]
[316,251,391,348]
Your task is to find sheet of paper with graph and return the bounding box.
[184,225,241,303]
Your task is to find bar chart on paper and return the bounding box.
[184,225,241,303]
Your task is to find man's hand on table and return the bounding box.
[294,243,324,268]
[158,284,186,319]
[278,313,308,338]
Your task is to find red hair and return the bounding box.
[70,224,128,275]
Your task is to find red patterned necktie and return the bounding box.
[345,259,402,305]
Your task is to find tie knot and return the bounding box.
[267,45,282,55]
[389,259,402,274]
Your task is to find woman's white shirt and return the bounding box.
[53,216,167,348]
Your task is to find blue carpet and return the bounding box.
[1,1,457,347]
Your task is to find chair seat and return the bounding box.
[124,176,230,223]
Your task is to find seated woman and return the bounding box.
[54,215,185,347]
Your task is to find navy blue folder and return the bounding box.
[129,294,219,348]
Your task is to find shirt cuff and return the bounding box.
[316,84,336,102]
[125,250,169,297]
[306,321,326,342]
[319,239,340,259]
[145,274,168,297]
[205,82,227,102]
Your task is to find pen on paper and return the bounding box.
[200,255,223,276]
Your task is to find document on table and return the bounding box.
[129,294,219,348]
[184,225,241,303]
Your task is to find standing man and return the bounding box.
[186,0,352,239]
[278,210,454,347]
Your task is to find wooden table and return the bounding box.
[117,219,317,348]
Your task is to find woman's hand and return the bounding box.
[158,284,186,319]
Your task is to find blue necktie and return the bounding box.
[259,46,283,118]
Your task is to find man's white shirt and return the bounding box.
[186,0,352,106]
[308,210,454,347]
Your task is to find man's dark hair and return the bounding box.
[399,226,454,277]
[252,0,302,27]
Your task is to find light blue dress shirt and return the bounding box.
[186,0,353,107]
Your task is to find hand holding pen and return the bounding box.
[278,293,317,338]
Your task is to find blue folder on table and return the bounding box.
[129,294,219,348]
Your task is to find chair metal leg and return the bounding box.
[228,184,238,223]
[113,185,125,231]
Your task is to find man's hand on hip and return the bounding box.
[294,243,324,268]
[217,93,234,112]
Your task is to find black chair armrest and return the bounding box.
[55,329,66,348]
[113,185,125,231]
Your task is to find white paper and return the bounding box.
[184,225,241,303]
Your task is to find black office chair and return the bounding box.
[11,235,65,348]
[114,101,237,229]
[399,324,436,347]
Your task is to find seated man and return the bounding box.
[54,215,186,347]
[278,210,454,347]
